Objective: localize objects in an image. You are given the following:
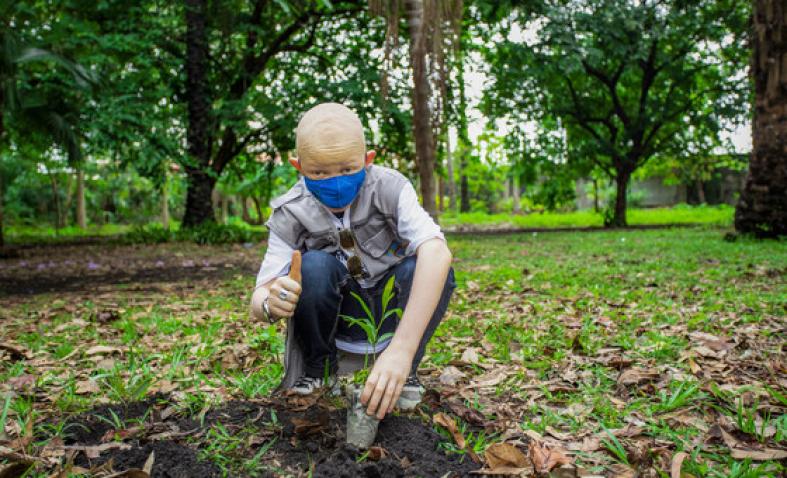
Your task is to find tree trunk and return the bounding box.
[445,130,457,211]
[593,178,600,212]
[735,0,787,237]
[49,173,63,230]
[0,175,4,249]
[512,174,522,214]
[61,174,75,228]
[457,48,471,213]
[221,194,229,224]
[608,167,631,227]
[182,0,215,228]
[161,176,170,229]
[0,91,4,247]
[252,196,265,223]
[437,175,444,211]
[240,195,252,224]
[406,0,437,219]
[695,179,706,204]
[76,168,87,228]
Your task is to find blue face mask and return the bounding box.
[303,167,367,209]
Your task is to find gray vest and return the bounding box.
[265,164,411,284]
[267,165,412,392]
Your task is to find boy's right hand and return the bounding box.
[267,251,302,320]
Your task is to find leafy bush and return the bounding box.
[175,222,264,245]
[124,224,173,244]
[122,222,264,245]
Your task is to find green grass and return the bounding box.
[1,226,784,476]
[440,204,734,229]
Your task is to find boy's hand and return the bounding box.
[267,251,302,319]
[360,345,412,419]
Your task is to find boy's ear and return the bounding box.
[365,150,376,166]
[289,157,302,171]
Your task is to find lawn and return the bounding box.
[0,227,784,477]
[4,204,733,246]
[440,204,734,230]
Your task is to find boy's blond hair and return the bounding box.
[295,103,365,165]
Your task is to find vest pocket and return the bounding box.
[304,231,337,251]
[358,226,396,258]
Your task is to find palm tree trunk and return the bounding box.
[512,174,521,214]
[76,168,87,228]
[406,0,437,219]
[735,0,786,237]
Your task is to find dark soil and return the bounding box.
[60,394,482,478]
[82,441,223,478]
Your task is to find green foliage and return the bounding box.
[125,224,173,244]
[176,222,264,245]
[482,0,750,224]
[123,222,264,245]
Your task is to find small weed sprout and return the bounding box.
[600,425,630,465]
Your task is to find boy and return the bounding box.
[250,103,455,420]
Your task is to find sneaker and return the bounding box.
[396,374,425,410]
[290,375,341,396]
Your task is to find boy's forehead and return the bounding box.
[296,103,365,163]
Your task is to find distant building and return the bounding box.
[575,168,746,209]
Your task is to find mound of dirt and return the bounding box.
[60,395,481,477]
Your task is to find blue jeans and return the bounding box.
[293,250,456,377]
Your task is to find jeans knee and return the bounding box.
[394,256,418,283]
[300,250,342,293]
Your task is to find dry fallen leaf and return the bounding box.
[484,442,530,470]
[290,414,327,438]
[0,343,30,361]
[85,345,122,356]
[446,401,487,426]
[528,441,570,474]
[434,412,466,449]
[671,451,687,478]
[471,369,509,388]
[461,348,480,364]
[7,374,36,392]
[617,367,660,386]
[608,463,636,478]
[715,425,787,461]
[75,379,100,395]
[366,446,387,461]
[439,365,466,386]
[142,450,155,474]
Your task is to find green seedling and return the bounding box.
[341,275,403,449]
[339,275,403,386]
[0,394,11,439]
[652,381,703,414]
[600,425,630,465]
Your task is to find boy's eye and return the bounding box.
[342,168,353,174]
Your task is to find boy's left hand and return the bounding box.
[360,346,412,419]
